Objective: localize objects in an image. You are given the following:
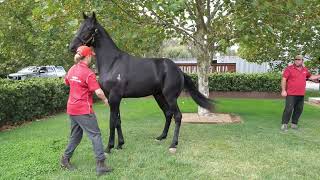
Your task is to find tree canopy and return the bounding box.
[235,0,320,66]
[1,0,319,77]
[0,0,165,75]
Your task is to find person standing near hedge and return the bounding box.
[280,55,319,131]
[60,45,112,176]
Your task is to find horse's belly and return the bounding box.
[123,82,159,97]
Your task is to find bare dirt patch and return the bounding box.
[305,102,320,108]
[182,113,241,124]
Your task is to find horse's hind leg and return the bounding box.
[154,94,173,141]
[166,97,182,153]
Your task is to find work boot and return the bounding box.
[96,159,112,176]
[291,123,298,130]
[280,124,288,132]
[60,155,75,171]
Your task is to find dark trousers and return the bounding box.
[281,96,304,125]
[64,114,106,161]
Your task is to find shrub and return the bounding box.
[188,73,282,92]
[0,78,69,125]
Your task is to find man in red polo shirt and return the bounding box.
[281,55,319,131]
[60,46,112,176]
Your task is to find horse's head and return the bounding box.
[69,12,98,53]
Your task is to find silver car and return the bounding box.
[7,66,66,80]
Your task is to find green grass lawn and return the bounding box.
[0,97,319,179]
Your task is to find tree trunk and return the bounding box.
[197,51,211,116]
[189,26,212,116]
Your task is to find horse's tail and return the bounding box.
[183,73,214,111]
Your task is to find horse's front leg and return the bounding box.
[105,95,121,153]
[105,108,116,153]
[116,111,124,149]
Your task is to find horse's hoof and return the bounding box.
[155,136,166,141]
[116,145,123,150]
[169,148,177,154]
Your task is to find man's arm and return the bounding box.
[95,88,108,105]
[64,76,69,86]
[281,77,287,97]
[87,73,108,106]
[309,75,320,82]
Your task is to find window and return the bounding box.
[56,66,65,72]
[47,67,54,72]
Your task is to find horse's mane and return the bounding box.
[95,21,119,50]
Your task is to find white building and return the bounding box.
[216,56,270,73]
[173,56,270,74]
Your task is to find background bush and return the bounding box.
[189,73,282,92]
[0,78,69,125]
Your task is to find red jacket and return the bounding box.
[65,62,100,115]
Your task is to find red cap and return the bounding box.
[76,46,95,57]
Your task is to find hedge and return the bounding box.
[189,73,282,92]
[0,78,69,125]
[0,73,282,125]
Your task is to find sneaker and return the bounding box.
[291,124,298,130]
[281,124,288,132]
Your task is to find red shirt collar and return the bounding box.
[78,61,88,67]
[292,64,304,70]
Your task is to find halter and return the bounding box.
[76,28,98,45]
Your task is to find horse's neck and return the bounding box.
[95,28,121,75]
[97,26,118,49]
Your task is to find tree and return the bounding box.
[0,0,165,74]
[234,0,320,66]
[110,0,320,115]
[0,0,37,75]
[158,39,193,58]
[110,0,236,115]
[31,1,166,68]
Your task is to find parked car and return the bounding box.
[7,66,66,80]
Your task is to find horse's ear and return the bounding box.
[83,12,88,19]
[92,12,97,24]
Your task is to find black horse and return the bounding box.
[69,12,213,153]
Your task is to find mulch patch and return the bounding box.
[305,102,320,108]
[0,121,33,132]
[182,113,241,124]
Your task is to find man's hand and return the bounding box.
[281,90,287,97]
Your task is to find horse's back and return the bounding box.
[120,57,164,97]
[123,57,183,97]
